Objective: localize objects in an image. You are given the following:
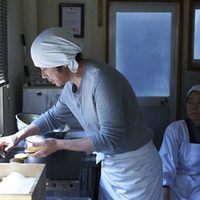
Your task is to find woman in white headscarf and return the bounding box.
[0,27,163,200]
[160,84,200,200]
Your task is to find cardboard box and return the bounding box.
[0,163,46,200]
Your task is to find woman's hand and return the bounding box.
[0,134,19,152]
[29,136,95,158]
[29,138,61,157]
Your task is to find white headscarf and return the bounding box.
[187,84,200,97]
[30,27,82,73]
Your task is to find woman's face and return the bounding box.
[186,91,200,125]
[40,66,68,87]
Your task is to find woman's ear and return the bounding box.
[61,65,72,74]
[61,65,70,72]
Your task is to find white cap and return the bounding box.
[187,84,200,97]
[30,27,82,73]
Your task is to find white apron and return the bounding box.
[98,140,163,200]
[170,142,200,200]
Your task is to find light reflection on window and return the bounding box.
[116,12,171,97]
[194,9,200,60]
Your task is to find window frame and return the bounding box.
[0,0,8,86]
[0,0,8,136]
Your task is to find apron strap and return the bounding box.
[185,119,198,143]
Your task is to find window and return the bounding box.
[193,4,200,61]
[115,12,171,96]
[193,3,200,64]
[0,0,8,86]
[189,1,200,67]
[109,2,179,98]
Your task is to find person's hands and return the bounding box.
[29,138,61,158]
[0,134,19,153]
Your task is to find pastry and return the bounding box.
[14,153,28,160]
[24,146,42,153]
[9,158,24,163]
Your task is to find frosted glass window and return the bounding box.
[194,9,200,60]
[116,12,171,97]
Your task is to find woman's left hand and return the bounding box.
[29,138,61,157]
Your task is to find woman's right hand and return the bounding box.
[0,124,40,155]
[0,134,19,153]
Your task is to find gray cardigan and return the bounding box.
[33,59,153,154]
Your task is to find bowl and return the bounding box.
[25,135,44,152]
[15,113,40,131]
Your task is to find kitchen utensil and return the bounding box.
[15,113,40,131]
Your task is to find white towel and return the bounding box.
[31,27,82,73]
[187,84,200,97]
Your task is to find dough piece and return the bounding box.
[24,146,42,153]
[10,158,24,163]
[14,153,28,159]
